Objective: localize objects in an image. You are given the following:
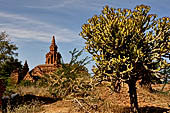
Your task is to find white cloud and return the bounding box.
[0,12,28,20]
[0,11,78,42]
[25,0,80,9]
[0,27,51,41]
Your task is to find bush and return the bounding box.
[45,48,93,99]
[19,80,35,87]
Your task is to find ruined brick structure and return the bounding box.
[10,69,20,84]
[10,36,62,83]
[10,60,29,84]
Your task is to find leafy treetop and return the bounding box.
[0,32,21,77]
[80,4,170,85]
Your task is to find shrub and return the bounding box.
[19,80,34,87]
[45,48,93,99]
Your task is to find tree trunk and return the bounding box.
[128,80,140,113]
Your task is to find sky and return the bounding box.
[0,0,170,73]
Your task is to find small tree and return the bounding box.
[80,5,170,113]
[45,48,92,99]
[0,32,22,78]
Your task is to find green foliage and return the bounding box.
[3,78,17,96]
[34,77,49,87]
[44,48,92,99]
[80,4,170,113]
[0,32,22,78]
[19,80,34,87]
[18,78,48,88]
[80,5,170,84]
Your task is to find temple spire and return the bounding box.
[51,36,55,45]
[46,36,61,64]
[50,36,58,52]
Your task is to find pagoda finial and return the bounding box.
[51,36,55,45]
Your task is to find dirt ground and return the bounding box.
[39,84,170,113]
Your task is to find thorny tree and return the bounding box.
[45,48,92,99]
[80,5,170,113]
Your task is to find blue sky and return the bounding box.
[0,0,170,73]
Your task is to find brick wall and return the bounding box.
[0,79,6,105]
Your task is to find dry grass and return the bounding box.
[13,86,51,97]
[4,83,170,113]
[6,100,43,113]
[60,84,170,113]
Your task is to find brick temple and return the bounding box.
[10,36,62,83]
[46,36,61,64]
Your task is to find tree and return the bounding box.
[80,5,170,113]
[0,32,22,78]
[44,48,92,99]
